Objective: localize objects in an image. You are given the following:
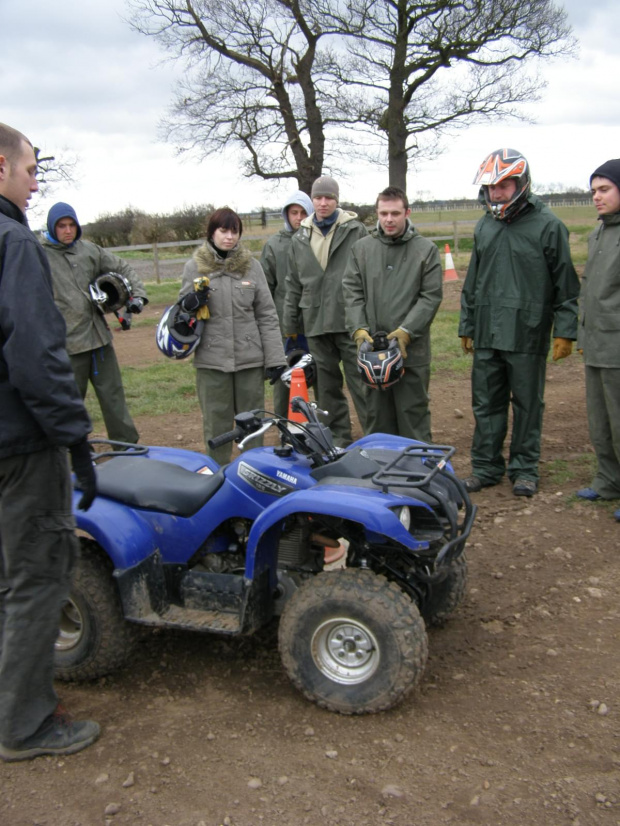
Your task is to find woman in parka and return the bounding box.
[179,207,285,464]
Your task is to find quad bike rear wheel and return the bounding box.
[421,554,468,627]
[55,539,140,681]
[278,569,428,714]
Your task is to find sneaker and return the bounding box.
[513,478,537,497]
[576,487,601,501]
[0,706,100,762]
[615,509,620,522]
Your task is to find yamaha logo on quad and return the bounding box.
[237,461,294,497]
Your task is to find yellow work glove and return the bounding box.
[353,328,373,351]
[460,336,474,355]
[387,328,411,359]
[552,337,573,361]
[193,276,211,321]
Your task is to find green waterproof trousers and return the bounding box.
[471,349,546,484]
[196,366,265,465]
[585,366,620,498]
[365,363,432,443]
[70,344,139,445]
[307,333,367,448]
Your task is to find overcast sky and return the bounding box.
[2,0,619,227]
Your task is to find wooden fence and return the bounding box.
[108,221,477,283]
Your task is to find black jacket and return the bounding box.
[0,195,91,458]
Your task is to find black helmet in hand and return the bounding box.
[357,330,404,391]
[280,349,317,388]
[89,272,132,313]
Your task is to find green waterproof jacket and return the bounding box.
[260,228,294,335]
[458,195,579,354]
[283,210,368,336]
[42,238,148,356]
[343,221,443,366]
[578,212,620,368]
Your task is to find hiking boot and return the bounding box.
[462,475,497,493]
[513,478,537,497]
[576,487,601,501]
[0,706,100,762]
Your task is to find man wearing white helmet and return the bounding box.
[458,148,579,497]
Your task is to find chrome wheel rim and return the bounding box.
[56,599,83,651]
[311,617,379,685]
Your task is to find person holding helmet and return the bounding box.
[458,148,579,497]
[283,176,368,447]
[343,186,443,441]
[42,202,148,445]
[575,159,620,521]
[260,190,313,417]
[179,207,285,465]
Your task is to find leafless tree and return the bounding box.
[127,0,575,193]
[34,147,79,198]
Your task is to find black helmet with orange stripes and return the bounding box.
[473,148,531,221]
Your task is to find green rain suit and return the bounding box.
[343,220,443,441]
[283,210,368,446]
[260,190,313,418]
[458,194,579,485]
[43,218,148,445]
[578,211,620,498]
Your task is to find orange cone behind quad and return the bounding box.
[444,244,458,282]
[287,366,309,423]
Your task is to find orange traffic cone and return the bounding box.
[288,366,309,423]
[443,244,458,282]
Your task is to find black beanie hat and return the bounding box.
[590,159,620,191]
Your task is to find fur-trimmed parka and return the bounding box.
[179,241,284,372]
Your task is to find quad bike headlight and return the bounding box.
[395,506,411,531]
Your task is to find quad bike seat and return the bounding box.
[92,457,225,517]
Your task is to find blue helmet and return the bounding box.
[156,304,204,360]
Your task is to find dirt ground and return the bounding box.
[2,286,619,826]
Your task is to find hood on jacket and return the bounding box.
[46,202,82,244]
[374,217,416,245]
[282,190,314,232]
[300,208,359,232]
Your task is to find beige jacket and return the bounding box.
[180,242,285,372]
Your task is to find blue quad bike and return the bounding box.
[55,398,476,715]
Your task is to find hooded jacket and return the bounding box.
[0,195,91,458]
[459,194,579,354]
[260,191,313,334]
[283,209,368,336]
[42,206,148,356]
[179,241,284,372]
[578,212,620,367]
[343,220,443,366]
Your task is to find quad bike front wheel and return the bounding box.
[278,569,428,714]
[421,554,468,627]
[55,539,140,681]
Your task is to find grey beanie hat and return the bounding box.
[311,175,339,201]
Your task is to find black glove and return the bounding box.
[180,289,211,313]
[266,365,287,385]
[69,438,97,511]
[126,296,144,314]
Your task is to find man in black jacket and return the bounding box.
[0,122,99,761]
